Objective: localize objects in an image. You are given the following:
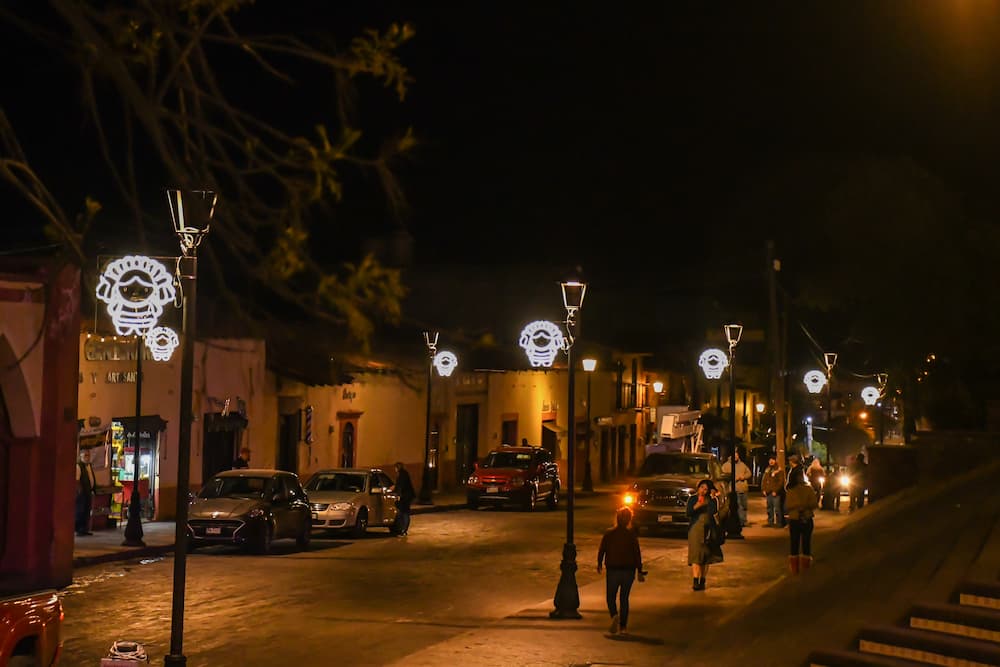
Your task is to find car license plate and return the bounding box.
[487,486,499,494]
[657,515,672,523]
[312,512,318,520]
[206,526,222,535]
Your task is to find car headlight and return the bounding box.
[623,493,636,506]
[248,508,266,519]
[331,502,355,511]
[840,474,850,486]
[818,476,825,486]
[468,475,479,485]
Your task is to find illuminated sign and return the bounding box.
[519,320,566,368]
[433,350,458,377]
[96,255,176,336]
[860,386,880,406]
[145,326,179,361]
[698,348,729,380]
[803,370,827,394]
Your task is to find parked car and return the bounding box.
[623,451,728,534]
[187,469,312,554]
[466,445,560,511]
[0,590,62,666]
[304,468,399,537]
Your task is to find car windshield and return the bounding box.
[305,472,367,493]
[639,455,709,477]
[199,475,271,499]
[482,452,533,469]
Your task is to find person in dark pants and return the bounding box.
[848,453,868,511]
[785,454,817,573]
[390,462,416,536]
[232,446,251,469]
[597,506,644,635]
[75,449,97,536]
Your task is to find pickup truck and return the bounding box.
[0,590,62,666]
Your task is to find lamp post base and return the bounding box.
[416,466,434,505]
[122,501,146,547]
[724,491,744,540]
[164,655,187,666]
[549,542,582,619]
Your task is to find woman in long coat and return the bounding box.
[686,479,723,591]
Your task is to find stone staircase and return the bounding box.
[807,519,1000,667]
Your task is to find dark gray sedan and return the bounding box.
[187,469,312,554]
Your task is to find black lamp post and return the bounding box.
[122,332,147,547]
[164,188,216,667]
[877,373,888,445]
[724,324,744,540]
[551,279,586,620]
[581,358,596,493]
[824,352,837,467]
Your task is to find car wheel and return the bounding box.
[255,522,273,555]
[351,510,368,539]
[523,487,537,512]
[296,520,311,549]
[546,484,559,510]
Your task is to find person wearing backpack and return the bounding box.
[784,454,817,574]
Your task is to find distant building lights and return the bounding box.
[519,320,566,368]
[432,350,458,377]
[698,348,729,380]
[803,370,827,394]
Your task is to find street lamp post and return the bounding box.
[723,324,744,540]
[877,373,888,445]
[418,332,438,505]
[581,358,596,493]
[164,189,216,666]
[551,279,586,620]
[824,352,837,467]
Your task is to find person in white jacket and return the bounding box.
[722,450,752,527]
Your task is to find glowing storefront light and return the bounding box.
[432,350,458,377]
[803,370,827,394]
[145,326,180,361]
[519,320,566,368]
[860,386,880,406]
[698,348,729,380]
[96,255,176,336]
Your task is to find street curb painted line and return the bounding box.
[72,544,175,569]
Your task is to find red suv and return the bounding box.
[466,446,560,511]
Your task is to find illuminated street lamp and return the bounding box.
[418,333,459,504]
[96,254,177,549]
[581,358,597,493]
[165,188,216,667]
[652,380,664,394]
[550,279,586,620]
[876,373,889,445]
[723,324,743,540]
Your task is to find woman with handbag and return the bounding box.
[686,479,723,591]
[785,454,817,574]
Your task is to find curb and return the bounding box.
[411,502,469,514]
[73,544,175,569]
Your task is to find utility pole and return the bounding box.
[767,241,786,470]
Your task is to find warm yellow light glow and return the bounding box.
[623,493,636,506]
[755,402,765,413]
[582,358,597,372]
[652,381,664,393]
[859,411,868,420]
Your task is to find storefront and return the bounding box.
[110,415,167,523]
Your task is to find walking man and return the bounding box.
[761,455,786,527]
[848,453,868,511]
[75,449,98,536]
[391,462,416,536]
[722,450,752,527]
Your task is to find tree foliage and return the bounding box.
[0,1,415,346]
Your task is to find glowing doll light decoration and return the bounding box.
[433,350,458,377]
[96,255,176,336]
[860,386,880,406]
[803,370,827,394]
[145,326,180,362]
[519,320,566,368]
[698,348,729,380]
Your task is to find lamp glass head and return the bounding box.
[652,381,664,393]
[581,358,597,372]
[724,324,743,348]
[824,352,838,371]
[561,281,587,315]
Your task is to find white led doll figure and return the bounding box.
[432,350,458,377]
[519,320,566,368]
[145,326,180,361]
[96,255,177,336]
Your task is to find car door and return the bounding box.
[379,472,398,525]
[268,476,291,538]
[366,472,385,524]
[535,450,552,497]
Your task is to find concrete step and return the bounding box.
[807,648,932,667]
[858,624,1000,666]
[910,602,1000,643]
[956,580,1000,611]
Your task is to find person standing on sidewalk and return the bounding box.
[785,454,817,573]
[232,446,251,469]
[75,448,98,536]
[761,456,786,528]
[848,452,868,511]
[390,462,416,536]
[722,450,751,526]
[597,506,644,635]
[686,479,723,591]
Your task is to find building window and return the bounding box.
[501,419,518,446]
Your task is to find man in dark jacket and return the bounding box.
[848,453,868,511]
[391,462,416,536]
[760,456,786,528]
[76,449,98,536]
[232,446,251,469]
